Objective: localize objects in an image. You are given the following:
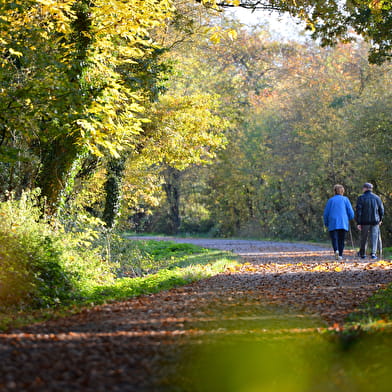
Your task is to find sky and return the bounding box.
[225,7,310,42]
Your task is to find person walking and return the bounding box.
[356,182,384,259]
[324,184,355,260]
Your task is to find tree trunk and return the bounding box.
[36,136,81,213]
[35,0,92,214]
[102,157,126,229]
[162,166,182,235]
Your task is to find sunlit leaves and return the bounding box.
[208,26,238,43]
[142,93,228,169]
[0,0,178,206]
[0,0,174,157]
[203,0,391,63]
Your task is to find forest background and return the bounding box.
[0,0,391,309]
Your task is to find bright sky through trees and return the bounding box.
[225,6,309,41]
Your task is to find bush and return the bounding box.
[0,191,74,307]
[0,190,237,315]
[59,212,115,291]
[0,190,114,308]
[179,217,215,235]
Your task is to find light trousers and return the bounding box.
[359,224,380,256]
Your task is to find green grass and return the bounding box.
[383,247,392,258]
[89,256,233,301]
[138,239,209,259]
[0,240,238,331]
[125,232,330,247]
[86,241,237,302]
[345,283,392,331]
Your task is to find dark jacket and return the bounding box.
[356,190,384,225]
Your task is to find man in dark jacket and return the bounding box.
[356,183,384,259]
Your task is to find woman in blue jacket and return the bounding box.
[323,184,355,260]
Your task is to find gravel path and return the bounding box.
[1,238,392,391]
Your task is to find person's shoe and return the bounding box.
[338,256,343,260]
[335,250,339,260]
[371,254,377,260]
[357,251,366,259]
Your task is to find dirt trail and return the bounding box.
[1,238,392,391]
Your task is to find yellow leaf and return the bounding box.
[369,0,383,10]
[312,265,328,272]
[209,32,221,44]
[227,29,238,41]
[9,48,23,57]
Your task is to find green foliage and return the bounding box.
[149,22,392,242]
[0,0,174,209]
[0,191,75,307]
[102,157,126,229]
[0,187,236,315]
[0,190,114,308]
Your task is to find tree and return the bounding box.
[0,0,173,211]
[102,157,126,229]
[198,0,392,64]
[156,21,296,236]
[153,15,392,242]
[137,92,228,234]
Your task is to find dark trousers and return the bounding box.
[329,229,346,256]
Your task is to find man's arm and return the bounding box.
[346,198,354,221]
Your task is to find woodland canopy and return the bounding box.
[0,0,391,242]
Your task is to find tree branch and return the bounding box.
[195,0,283,11]
[0,125,6,148]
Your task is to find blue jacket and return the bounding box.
[323,195,354,232]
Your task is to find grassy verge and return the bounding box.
[125,232,330,248]
[0,240,238,331]
[87,244,237,302]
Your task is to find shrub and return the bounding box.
[59,212,115,291]
[0,190,114,308]
[0,191,74,307]
[0,190,233,312]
